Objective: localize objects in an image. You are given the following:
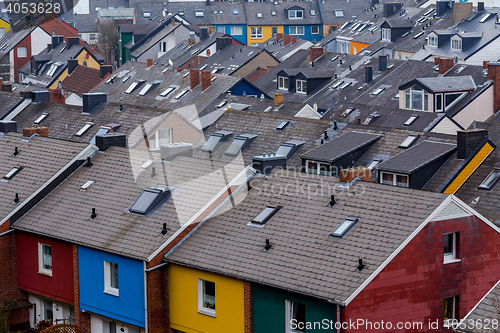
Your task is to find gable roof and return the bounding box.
[399,76,476,93]
[243,1,322,26]
[61,65,103,97]
[129,22,184,58]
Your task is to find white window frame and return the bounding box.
[428,35,437,47]
[251,27,263,39]
[380,172,409,187]
[90,34,96,41]
[289,26,304,36]
[288,9,303,19]
[381,28,391,41]
[198,279,216,317]
[404,86,429,111]
[231,26,242,35]
[149,128,172,151]
[17,46,27,58]
[158,41,167,53]
[311,26,319,35]
[444,232,460,264]
[306,160,330,176]
[443,296,458,326]
[217,26,225,33]
[296,79,306,94]
[451,37,462,51]
[104,261,119,297]
[285,300,305,333]
[38,243,52,277]
[271,26,279,36]
[278,76,288,90]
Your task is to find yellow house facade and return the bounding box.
[247,25,283,46]
[49,48,101,89]
[169,264,246,333]
[0,18,10,36]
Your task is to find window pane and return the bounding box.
[44,300,53,321]
[382,173,393,185]
[405,89,410,109]
[424,92,428,111]
[307,161,317,174]
[443,297,454,320]
[130,190,159,214]
[43,245,52,270]
[436,94,443,111]
[110,263,118,289]
[203,281,215,310]
[290,301,306,333]
[396,175,408,187]
[225,138,247,156]
[444,234,453,255]
[319,163,330,176]
[412,90,422,110]
[158,128,171,146]
[445,93,462,108]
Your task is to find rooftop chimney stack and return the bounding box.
[488,62,500,113]
[199,27,208,41]
[95,133,127,151]
[453,2,473,24]
[201,70,211,92]
[438,58,454,74]
[100,65,112,78]
[478,2,485,12]
[82,93,107,113]
[379,55,387,71]
[457,129,489,159]
[51,35,64,49]
[274,93,284,108]
[147,59,153,68]
[340,167,372,183]
[68,59,78,75]
[67,37,80,49]
[283,34,291,46]
[276,33,283,41]
[365,66,373,83]
[310,46,323,63]
[190,69,200,90]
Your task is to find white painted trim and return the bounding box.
[450,195,500,234]
[459,278,500,326]
[38,242,53,277]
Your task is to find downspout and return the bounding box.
[143,261,148,333]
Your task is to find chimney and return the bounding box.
[201,70,211,92]
[206,0,210,6]
[95,133,127,151]
[274,93,283,108]
[68,59,78,75]
[478,2,485,12]
[23,126,49,138]
[216,37,232,51]
[487,62,500,113]
[365,66,373,83]
[0,78,3,89]
[32,90,50,103]
[483,61,489,69]
[2,82,12,92]
[252,154,287,175]
[436,0,453,17]
[161,143,193,160]
[383,2,402,18]
[82,93,107,113]
[20,90,32,99]
[434,57,440,65]
[190,68,200,90]
[310,46,323,62]
[453,2,473,24]
[100,65,112,78]
[439,58,454,74]
[291,36,297,45]
[283,34,291,46]
[51,35,64,49]
[372,0,379,5]
[199,27,208,41]
[0,121,17,133]
[49,88,65,104]
[339,167,371,183]
[188,38,196,46]
[457,129,488,159]
[276,33,283,41]
[67,37,80,49]
[147,59,153,67]
[379,55,387,71]
[47,43,52,52]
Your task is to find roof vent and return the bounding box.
[91,208,97,219]
[264,238,272,251]
[13,147,18,156]
[357,258,365,271]
[13,193,19,204]
[329,194,336,206]
[84,157,93,168]
[161,223,168,235]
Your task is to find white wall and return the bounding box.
[199,42,217,58]
[31,27,51,56]
[452,85,494,128]
[431,116,462,135]
[466,37,500,66]
[28,294,73,328]
[73,0,90,14]
[90,313,142,333]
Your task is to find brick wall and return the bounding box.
[345,215,500,332]
[244,282,252,333]
[73,244,91,333]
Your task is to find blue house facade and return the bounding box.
[78,246,146,328]
[214,24,247,45]
[283,24,323,43]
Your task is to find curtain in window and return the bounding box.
[43,246,52,269]
[203,281,216,310]
[110,263,119,289]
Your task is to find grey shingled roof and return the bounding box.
[129,22,183,58]
[458,280,500,333]
[377,140,456,174]
[301,131,382,162]
[166,170,448,302]
[405,76,476,93]
[243,1,322,26]
[13,148,248,259]
[0,92,24,119]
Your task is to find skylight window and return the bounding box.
[200,130,233,153]
[339,81,351,90]
[271,10,277,16]
[125,81,140,94]
[276,120,290,130]
[232,9,239,15]
[34,113,49,124]
[216,99,227,108]
[90,127,110,144]
[478,170,500,190]
[480,13,491,23]
[275,144,293,158]
[80,180,94,192]
[310,9,316,16]
[366,159,381,170]
[335,10,344,17]
[129,185,171,215]
[251,206,280,224]
[257,12,263,18]
[173,89,188,100]
[371,87,385,96]
[3,166,22,181]
[225,134,257,156]
[331,81,343,89]
[46,64,59,77]
[195,10,204,17]
[138,81,160,96]
[403,115,419,126]
[160,86,175,97]
[75,123,93,137]
[399,135,418,148]
[143,11,151,18]
[330,217,359,238]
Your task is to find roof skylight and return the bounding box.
[80,180,94,192]
[173,89,188,100]
[160,86,175,97]
[3,166,22,181]
[310,9,316,16]
[125,80,145,94]
[330,217,359,238]
[399,135,418,148]
[129,185,171,215]
[257,12,263,18]
[480,13,491,23]
[225,134,258,156]
[339,81,351,90]
[34,113,49,124]
[76,122,93,137]
[138,81,160,96]
[331,81,343,89]
[366,159,381,170]
[271,10,277,16]
[216,99,227,108]
[478,170,500,190]
[371,87,385,96]
[200,130,234,153]
[251,206,280,224]
[403,115,418,126]
[275,120,290,130]
[232,9,239,15]
[195,10,204,17]
[46,63,59,77]
[335,10,344,17]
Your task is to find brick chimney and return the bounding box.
[49,88,65,104]
[147,59,153,67]
[201,70,211,92]
[487,62,500,112]
[2,82,12,92]
[457,129,488,159]
[283,34,291,46]
[67,37,80,49]
[310,47,323,62]
[339,167,371,183]
[190,69,200,90]
[100,65,112,78]
[274,93,283,108]
[291,36,297,45]
[453,2,473,24]
[439,58,454,74]
[276,33,283,41]
[434,57,440,65]
[23,126,49,138]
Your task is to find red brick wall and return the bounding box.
[345,216,500,332]
[13,34,32,83]
[487,63,500,113]
[244,282,252,333]
[73,244,91,333]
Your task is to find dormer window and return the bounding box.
[451,37,462,50]
[404,86,428,111]
[428,35,437,47]
[296,79,306,94]
[278,76,288,90]
[288,9,303,19]
[382,28,391,41]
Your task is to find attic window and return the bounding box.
[257,12,263,18]
[478,170,500,190]
[80,180,94,192]
[3,166,22,181]
[271,11,277,16]
[399,135,418,148]
[276,120,290,130]
[129,185,172,215]
[232,9,239,16]
[330,217,359,238]
[403,115,418,126]
[310,9,316,16]
[366,159,381,170]
[251,206,280,224]
[159,86,175,97]
[334,10,344,17]
[138,81,160,96]
[75,122,93,137]
[371,87,385,96]
[173,89,188,100]
[34,113,49,124]
[143,11,151,18]
[225,134,257,156]
[195,10,204,17]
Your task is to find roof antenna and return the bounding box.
[324,130,329,140]
[357,258,365,271]
[265,238,272,251]
[13,147,18,156]
[91,208,97,219]
[329,194,335,206]
[334,121,338,130]
[85,156,93,167]
[161,223,168,235]
[119,104,123,112]
[13,193,19,204]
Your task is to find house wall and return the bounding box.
[410,149,455,189]
[351,41,369,55]
[283,25,322,43]
[213,25,247,45]
[0,18,10,35]
[252,283,336,333]
[90,313,142,333]
[78,246,146,328]
[230,79,267,97]
[169,264,245,333]
[247,25,283,46]
[137,33,176,63]
[28,293,73,328]
[345,214,500,332]
[49,49,101,89]
[16,231,74,304]
[13,34,31,83]
[31,27,51,56]
[464,36,500,66]
[394,50,415,60]
[452,85,494,129]
[232,52,278,78]
[120,31,133,66]
[430,117,462,136]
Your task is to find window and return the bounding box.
[90,34,96,41]
[231,26,242,35]
[160,86,175,97]
[195,10,204,17]
[225,134,256,156]
[285,300,305,333]
[104,261,119,296]
[3,166,22,181]
[271,11,277,16]
[428,35,437,47]
[271,27,278,36]
[443,296,459,323]
[445,93,463,109]
[232,9,239,16]
[435,93,443,111]
[310,9,316,16]
[251,27,263,39]
[366,159,381,170]
[276,120,290,130]
[306,161,330,176]
[278,76,288,90]
[444,232,460,263]
[296,79,306,94]
[311,26,319,34]
[46,63,59,77]
[149,128,172,150]
[198,279,215,316]
[403,115,418,126]
[0,28,5,37]
[330,217,359,238]
[34,113,49,124]
[129,186,171,215]
[334,10,344,17]
[288,9,303,19]
[44,300,53,322]
[17,46,27,58]
[257,12,262,18]
[405,86,428,111]
[38,243,52,276]
[479,170,500,190]
[217,26,225,33]
[158,42,167,52]
[380,172,409,187]
[75,123,93,137]
[399,135,418,148]
[451,38,462,50]
[382,28,391,41]
[251,205,280,225]
[143,11,150,18]
[289,26,304,35]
